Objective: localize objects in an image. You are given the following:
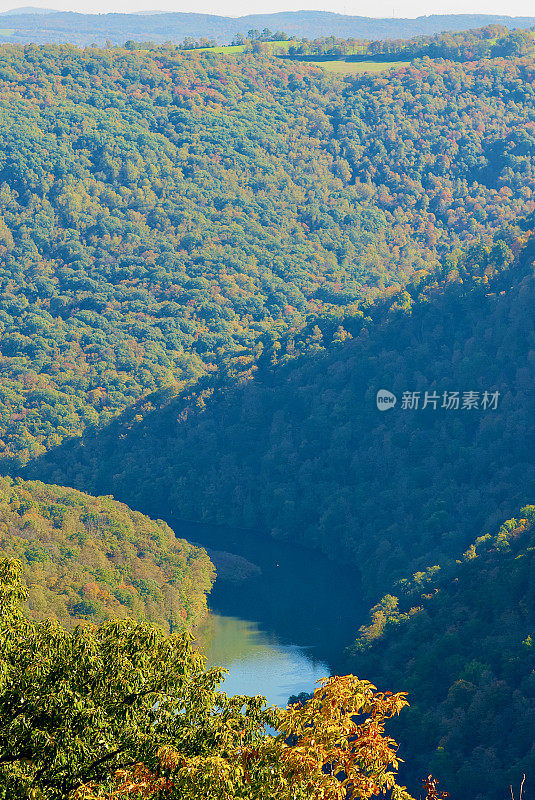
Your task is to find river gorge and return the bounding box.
[173,520,364,706]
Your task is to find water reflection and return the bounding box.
[172,518,364,679]
[196,613,330,707]
[170,519,366,706]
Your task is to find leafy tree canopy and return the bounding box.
[0,476,214,631]
[0,44,532,467]
[0,557,412,800]
[351,506,535,799]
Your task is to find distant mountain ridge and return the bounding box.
[0,10,534,45]
[0,6,56,14]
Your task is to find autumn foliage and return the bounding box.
[0,476,214,631]
[0,555,412,800]
[72,676,413,800]
[0,42,533,470]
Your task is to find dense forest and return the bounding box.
[0,29,534,798]
[0,476,214,630]
[0,40,534,471]
[351,506,535,800]
[31,221,535,600]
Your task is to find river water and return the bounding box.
[171,520,365,707]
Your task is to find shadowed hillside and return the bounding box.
[351,506,535,800]
[26,224,535,601]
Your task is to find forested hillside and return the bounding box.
[29,221,535,599]
[351,505,535,800]
[0,43,534,468]
[0,476,214,630]
[1,32,535,799]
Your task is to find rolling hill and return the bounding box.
[0,11,533,46]
[0,476,214,631]
[0,43,534,470]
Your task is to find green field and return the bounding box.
[265,40,295,53]
[189,45,410,74]
[313,59,410,74]
[0,29,15,36]
[195,40,295,54]
[196,43,246,53]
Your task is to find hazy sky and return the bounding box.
[1,0,534,18]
